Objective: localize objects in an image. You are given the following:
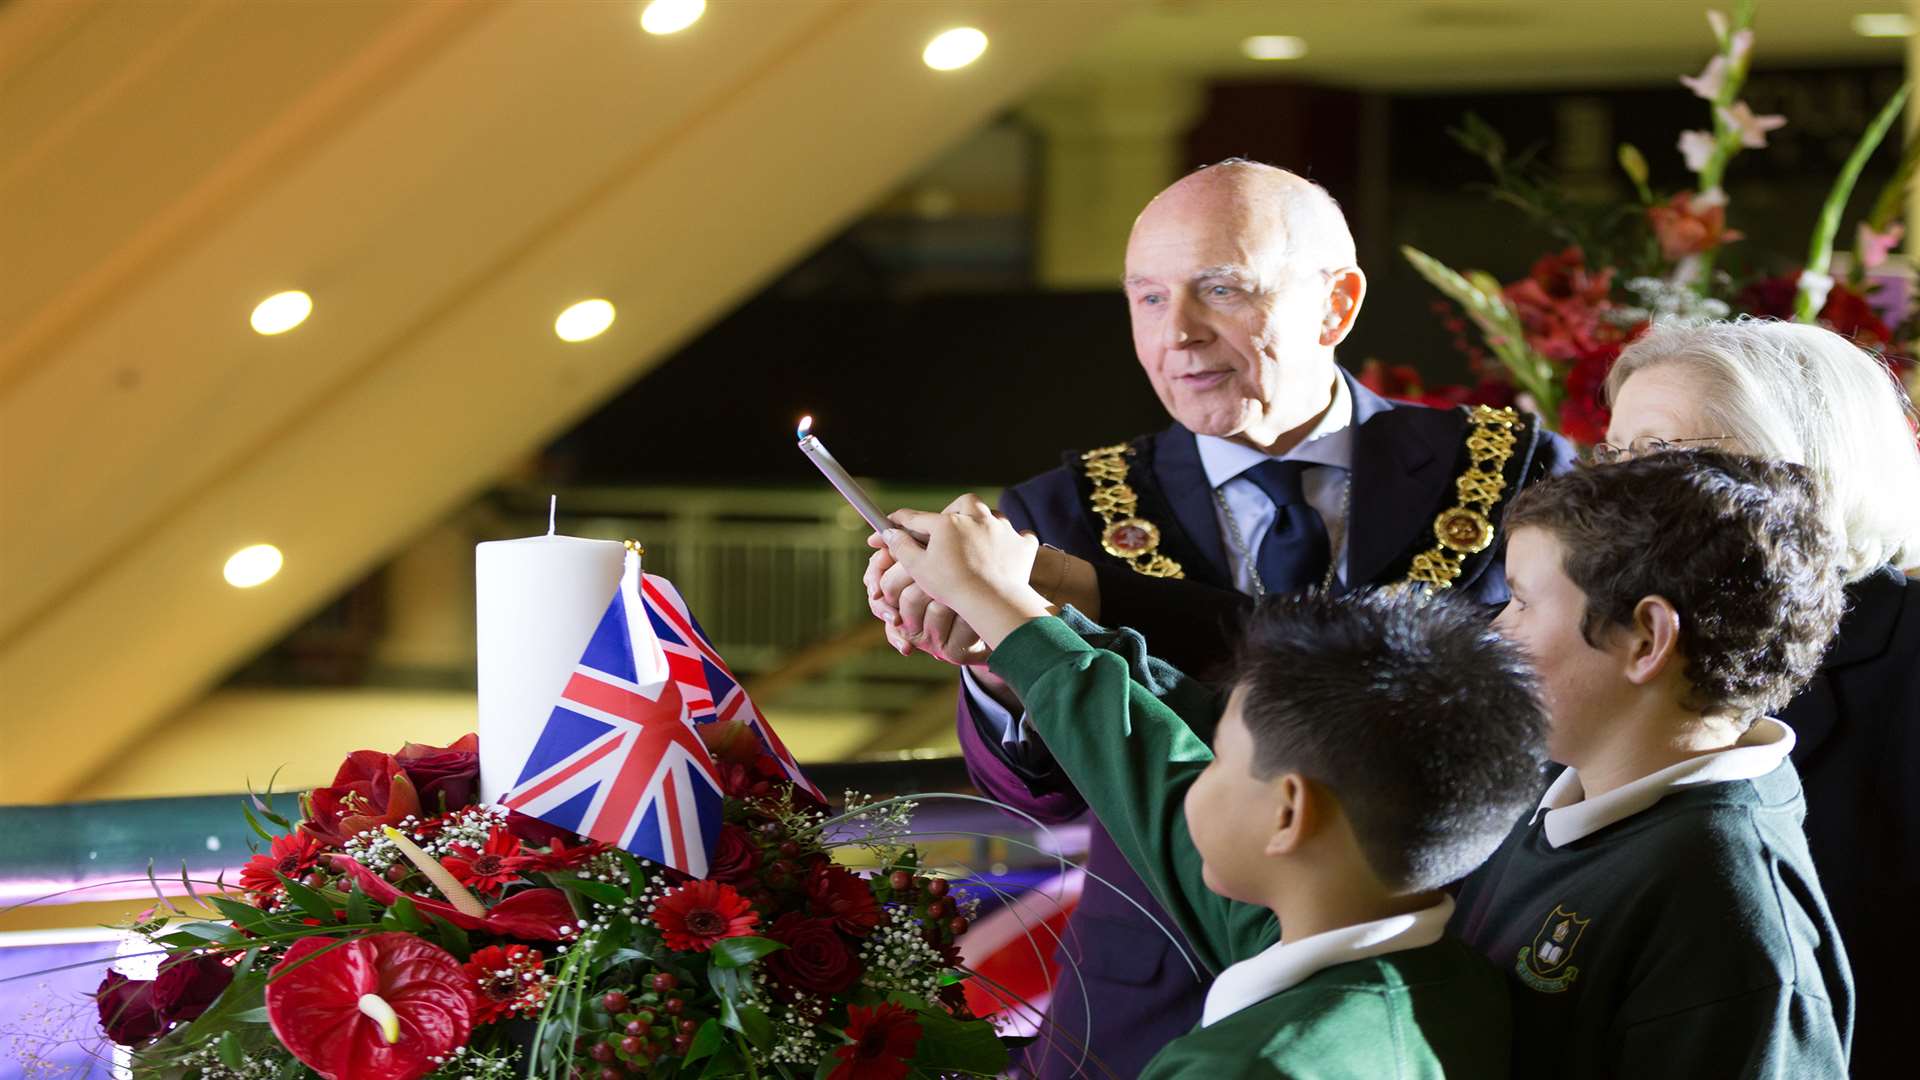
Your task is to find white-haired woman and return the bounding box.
[1601,317,1920,1078]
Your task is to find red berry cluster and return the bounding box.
[582,976,699,1076]
[887,870,969,937]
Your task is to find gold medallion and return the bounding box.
[1435,507,1494,554]
[1101,517,1161,558]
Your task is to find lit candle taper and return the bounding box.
[795,415,926,541]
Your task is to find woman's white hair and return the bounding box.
[1606,317,1920,581]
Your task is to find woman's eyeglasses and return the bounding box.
[1589,435,1729,464]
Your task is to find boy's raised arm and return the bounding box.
[988,613,1275,975]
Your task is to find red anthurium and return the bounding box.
[829,1002,923,1080]
[440,829,523,895]
[332,857,577,941]
[266,933,473,1080]
[650,880,759,952]
[239,832,326,898]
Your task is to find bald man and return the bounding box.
[870,160,1574,1076]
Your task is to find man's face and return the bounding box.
[1184,685,1283,904]
[1123,193,1345,442]
[1493,526,1625,767]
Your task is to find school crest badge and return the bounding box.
[1515,904,1590,993]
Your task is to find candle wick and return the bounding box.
[547,494,556,537]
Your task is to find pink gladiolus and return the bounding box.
[1678,130,1717,174]
[1857,223,1905,270]
[1680,56,1728,101]
[1720,101,1786,149]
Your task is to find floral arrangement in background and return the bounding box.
[90,728,1005,1080]
[1378,0,1920,444]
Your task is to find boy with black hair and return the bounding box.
[879,498,1549,1078]
[1453,450,1853,1077]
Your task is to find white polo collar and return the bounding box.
[1532,717,1797,848]
[1200,896,1453,1027]
[1196,374,1356,489]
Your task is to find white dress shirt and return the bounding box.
[1196,373,1356,594]
[1531,717,1797,848]
[967,377,1357,758]
[1202,897,1455,1026]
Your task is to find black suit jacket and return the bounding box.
[957,372,1575,1078]
[1778,567,1920,1079]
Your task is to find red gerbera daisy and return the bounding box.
[461,944,549,1024]
[650,880,759,952]
[440,829,523,895]
[238,832,326,898]
[829,1002,923,1080]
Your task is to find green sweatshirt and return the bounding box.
[1451,757,1852,1078]
[991,613,1511,1079]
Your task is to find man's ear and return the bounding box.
[1319,267,1367,347]
[1623,595,1682,686]
[1264,773,1311,857]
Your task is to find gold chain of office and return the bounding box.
[1080,404,1523,592]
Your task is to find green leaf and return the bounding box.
[206,895,270,932]
[229,1006,271,1024]
[1800,82,1913,317]
[239,800,278,846]
[429,914,470,958]
[709,936,786,969]
[909,1009,1010,1075]
[552,876,628,906]
[216,1030,244,1069]
[172,921,242,944]
[734,1004,773,1050]
[382,894,426,933]
[276,874,337,926]
[682,1019,726,1066]
[345,886,373,927]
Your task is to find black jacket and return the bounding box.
[1778,566,1920,1079]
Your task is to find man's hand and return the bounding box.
[880,496,1053,650]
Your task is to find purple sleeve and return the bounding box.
[948,483,1091,824]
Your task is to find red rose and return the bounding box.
[150,953,235,1024]
[763,913,860,996]
[95,971,163,1046]
[301,751,422,847]
[805,866,881,937]
[708,824,761,884]
[829,1002,923,1080]
[698,718,766,766]
[394,735,479,814]
[503,809,580,849]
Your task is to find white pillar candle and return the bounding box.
[474,531,625,803]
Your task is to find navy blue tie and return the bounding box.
[1242,459,1331,594]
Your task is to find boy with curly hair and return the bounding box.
[1452,450,1853,1077]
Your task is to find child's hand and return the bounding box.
[882,496,1053,648]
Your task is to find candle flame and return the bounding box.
[796,414,813,440]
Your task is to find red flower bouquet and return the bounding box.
[1397,2,1918,443]
[88,727,1007,1079]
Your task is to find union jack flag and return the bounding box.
[639,574,825,802]
[502,551,724,877]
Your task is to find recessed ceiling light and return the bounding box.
[1242,35,1308,61]
[555,299,616,343]
[250,290,312,335]
[224,544,283,588]
[1853,13,1913,37]
[923,27,988,71]
[640,0,705,36]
